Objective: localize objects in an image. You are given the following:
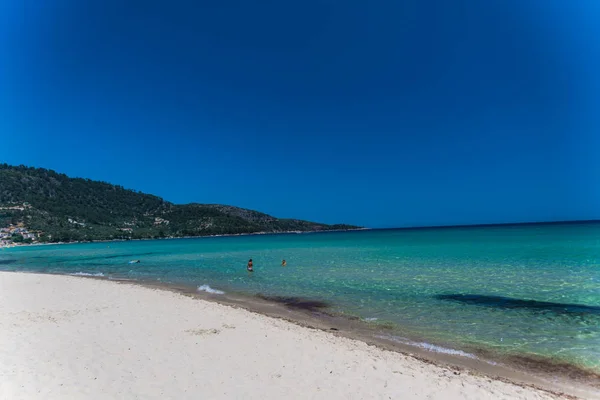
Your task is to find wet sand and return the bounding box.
[0,272,596,399]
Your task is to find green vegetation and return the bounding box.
[0,164,359,243]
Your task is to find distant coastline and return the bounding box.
[2,227,371,248]
[5,219,600,249]
[7,219,600,248]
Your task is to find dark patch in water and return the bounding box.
[256,294,329,312]
[0,259,17,265]
[436,294,600,316]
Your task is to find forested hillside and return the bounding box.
[0,164,358,242]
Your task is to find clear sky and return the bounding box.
[1,1,599,228]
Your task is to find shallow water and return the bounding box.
[2,223,599,372]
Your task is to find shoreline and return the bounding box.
[3,271,598,399]
[132,278,600,399]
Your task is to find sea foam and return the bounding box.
[69,272,105,277]
[375,334,478,359]
[197,284,225,295]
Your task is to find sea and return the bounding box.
[1,222,599,378]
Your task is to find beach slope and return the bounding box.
[0,273,561,399]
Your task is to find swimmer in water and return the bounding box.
[281,259,287,267]
[247,258,253,272]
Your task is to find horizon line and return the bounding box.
[367,219,600,231]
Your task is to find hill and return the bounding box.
[0,164,359,243]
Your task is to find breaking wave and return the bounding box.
[197,284,225,295]
[375,334,479,360]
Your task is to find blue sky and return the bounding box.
[1,0,599,228]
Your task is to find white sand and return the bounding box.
[0,272,566,400]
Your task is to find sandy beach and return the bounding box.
[0,272,587,400]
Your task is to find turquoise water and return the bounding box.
[2,223,599,372]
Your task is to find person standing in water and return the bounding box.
[247,258,253,272]
[281,259,287,267]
